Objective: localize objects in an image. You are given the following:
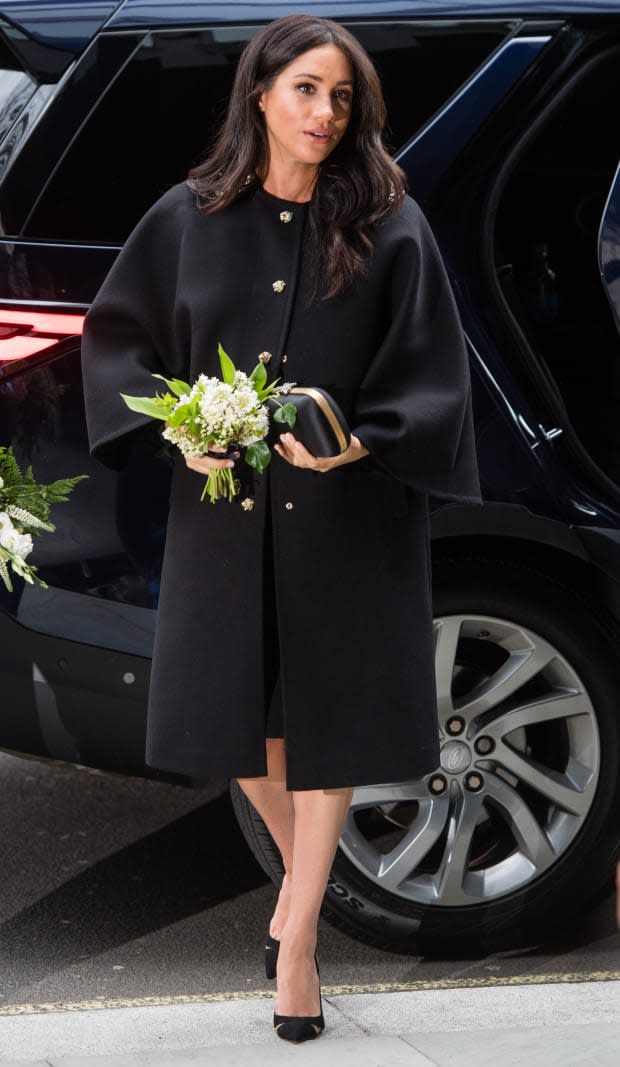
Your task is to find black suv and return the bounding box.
[2,0,620,955]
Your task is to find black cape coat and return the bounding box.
[81,181,480,790]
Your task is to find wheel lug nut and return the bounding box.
[465,772,484,792]
[474,736,495,755]
[446,716,465,736]
[429,774,447,795]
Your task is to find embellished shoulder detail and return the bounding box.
[186,172,257,210]
[387,183,406,206]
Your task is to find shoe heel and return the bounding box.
[264,932,280,980]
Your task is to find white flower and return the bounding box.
[0,512,33,559]
[0,512,15,539]
[158,366,273,496]
[162,425,206,457]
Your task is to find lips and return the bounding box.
[304,130,331,144]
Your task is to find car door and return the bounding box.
[599,159,620,335]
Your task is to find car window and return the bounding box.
[23,22,506,244]
[495,47,620,484]
[0,33,36,148]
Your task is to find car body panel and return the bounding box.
[0,1,615,51]
[0,2,121,49]
[107,0,620,33]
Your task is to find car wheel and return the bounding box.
[230,552,620,954]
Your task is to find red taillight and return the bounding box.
[0,309,85,362]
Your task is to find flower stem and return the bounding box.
[201,468,238,503]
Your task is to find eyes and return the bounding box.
[295,82,352,104]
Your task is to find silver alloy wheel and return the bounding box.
[339,615,600,907]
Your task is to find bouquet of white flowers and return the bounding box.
[121,344,297,504]
[0,447,87,592]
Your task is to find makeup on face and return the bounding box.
[259,45,354,172]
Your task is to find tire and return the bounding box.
[230,551,620,955]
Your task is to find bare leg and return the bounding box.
[236,738,294,937]
[275,786,353,1018]
[238,747,354,1019]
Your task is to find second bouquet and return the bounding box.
[120,344,297,504]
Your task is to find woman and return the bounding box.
[81,14,480,1044]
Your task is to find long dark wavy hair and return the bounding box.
[187,15,406,299]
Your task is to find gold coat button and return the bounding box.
[280,210,294,223]
[258,351,272,364]
[285,501,294,510]
[272,280,286,294]
[282,354,288,364]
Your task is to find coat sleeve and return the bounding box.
[352,198,481,503]
[81,185,189,469]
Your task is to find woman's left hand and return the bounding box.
[274,432,368,473]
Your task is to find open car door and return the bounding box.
[599,160,620,335]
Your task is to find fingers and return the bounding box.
[274,433,309,467]
[184,447,240,474]
[274,433,366,472]
[274,433,333,472]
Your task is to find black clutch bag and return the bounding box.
[272,387,351,457]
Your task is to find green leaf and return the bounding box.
[245,441,272,474]
[151,373,191,397]
[249,363,267,391]
[166,402,194,428]
[257,377,281,402]
[218,343,236,385]
[120,394,169,420]
[165,407,184,428]
[273,402,297,429]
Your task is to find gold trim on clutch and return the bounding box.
[290,388,349,454]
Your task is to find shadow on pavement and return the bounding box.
[0,792,269,999]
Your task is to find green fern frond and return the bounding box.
[0,447,21,489]
[42,474,89,504]
[0,486,50,522]
[0,447,86,590]
[0,447,87,534]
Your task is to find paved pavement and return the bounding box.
[1,976,619,1065]
[3,754,619,1064]
[3,751,620,1009]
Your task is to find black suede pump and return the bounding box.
[273,955,325,1044]
[264,932,280,980]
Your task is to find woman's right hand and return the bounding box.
[184,445,240,475]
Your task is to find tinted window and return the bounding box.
[495,49,620,482]
[0,34,36,146]
[25,22,505,243]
